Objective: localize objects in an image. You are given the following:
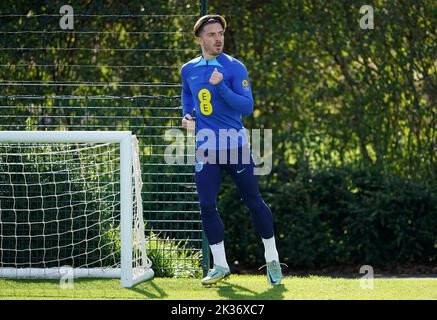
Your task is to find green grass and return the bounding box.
[1,275,436,300]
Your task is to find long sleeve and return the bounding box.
[215,63,253,116]
[181,67,194,116]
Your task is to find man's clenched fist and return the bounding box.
[209,67,223,85]
[182,114,195,130]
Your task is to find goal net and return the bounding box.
[0,131,154,287]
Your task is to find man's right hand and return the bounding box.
[182,114,195,130]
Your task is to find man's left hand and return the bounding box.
[209,67,223,85]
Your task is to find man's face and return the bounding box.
[197,23,224,57]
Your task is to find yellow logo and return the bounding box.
[242,79,249,87]
[198,89,213,115]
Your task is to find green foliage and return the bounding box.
[207,0,437,271]
[219,164,436,269]
[0,1,435,272]
[211,0,436,181]
[146,232,202,278]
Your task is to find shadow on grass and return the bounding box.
[128,280,168,299]
[1,278,170,299]
[214,281,287,300]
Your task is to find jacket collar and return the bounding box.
[194,53,224,67]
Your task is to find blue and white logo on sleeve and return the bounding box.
[195,162,204,172]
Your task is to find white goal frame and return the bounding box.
[0,131,154,287]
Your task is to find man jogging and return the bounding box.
[180,14,284,285]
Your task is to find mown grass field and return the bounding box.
[0,275,436,300]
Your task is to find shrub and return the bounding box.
[218,165,436,271]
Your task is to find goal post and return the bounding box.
[0,131,154,287]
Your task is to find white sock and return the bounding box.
[210,241,229,270]
[262,236,279,263]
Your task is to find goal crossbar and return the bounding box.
[0,130,131,144]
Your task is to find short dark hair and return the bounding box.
[193,14,227,37]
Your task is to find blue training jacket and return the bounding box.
[180,53,253,150]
